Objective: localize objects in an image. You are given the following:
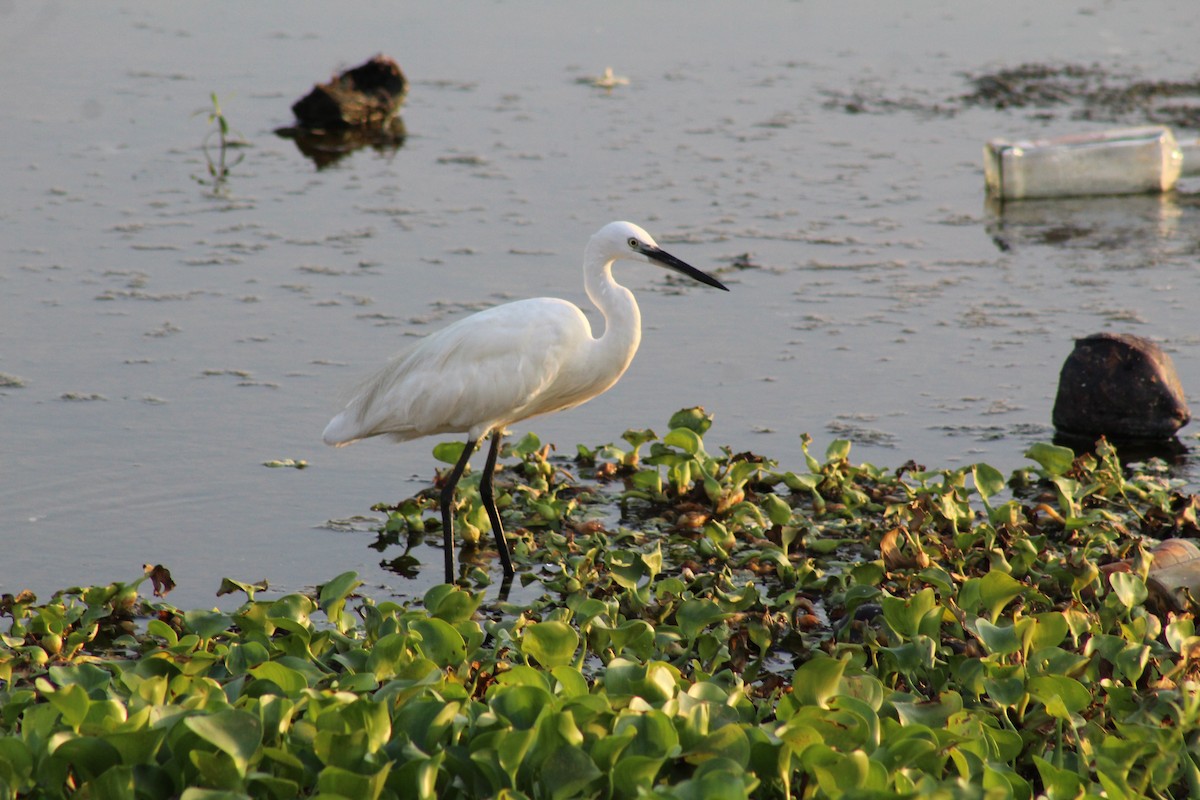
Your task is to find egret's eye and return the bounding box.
[627,238,640,249]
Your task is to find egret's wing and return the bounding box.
[328,299,591,443]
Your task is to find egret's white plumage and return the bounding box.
[324,221,728,583]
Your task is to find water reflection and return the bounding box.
[275,117,406,170]
[984,192,1185,254]
[1052,431,1189,468]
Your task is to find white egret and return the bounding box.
[323,221,729,583]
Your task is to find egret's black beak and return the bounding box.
[643,245,729,291]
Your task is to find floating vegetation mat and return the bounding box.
[3,408,1199,798]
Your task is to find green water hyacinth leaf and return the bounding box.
[891,691,963,729]
[664,427,704,456]
[409,617,466,667]
[432,439,468,464]
[184,709,262,776]
[669,407,713,435]
[1109,571,1148,609]
[522,620,579,668]
[43,737,123,787]
[1166,619,1199,654]
[392,749,442,800]
[873,723,941,772]
[216,576,268,601]
[1033,755,1085,799]
[606,659,680,705]
[1029,675,1091,720]
[550,665,589,699]
[1086,633,1152,685]
[183,609,234,639]
[48,663,111,694]
[618,427,658,467]
[960,570,1027,623]
[761,493,792,526]
[540,744,603,799]
[630,467,663,495]
[612,754,667,797]
[318,570,360,605]
[1026,611,1069,651]
[825,439,851,462]
[975,619,1023,656]
[702,474,723,504]
[677,598,729,641]
[616,709,680,758]
[621,427,657,449]
[318,763,392,800]
[782,471,820,491]
[982,664,1027,707]
[250,661,307,694]
[0,739,33,790]
[394,697,457,754]
[791,655,846,709]
[1024,442,1075,477]
[804,537,853,555]
[423,583,482,623]
[971,461,1006,503]
[804,745,876,796]
[608,551,652,591]
[880,587,939,640]
[510,431,542,455]
[43,683,90,730]
[266,594,315,625]
[605,619,655,658]
[491,684,552,730]
[590,726,637,773]
[180,789,250,800]
[318,570,362,630]
[689,723,752,768]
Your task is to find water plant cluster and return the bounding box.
[1,409,1198,798]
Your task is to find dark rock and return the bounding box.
[1052,332,1189,440]
[290,55,407,131]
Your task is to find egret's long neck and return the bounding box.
[583,247,641,380]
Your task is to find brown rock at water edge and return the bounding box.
[1052,332,1189,441]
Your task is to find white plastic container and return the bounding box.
[983,125,1200,200]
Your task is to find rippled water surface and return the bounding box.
[2,2,1198,607]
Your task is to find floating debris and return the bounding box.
[320,515,385,533]
[826,61,1200,131]
[263,458,308,469]
[201,368,251,379]
[144,321,182,338]
[579,67,629,91]
[276,54,408,169]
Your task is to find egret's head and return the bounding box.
[593,221,729,291]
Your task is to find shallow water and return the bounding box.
[2,2,1198,608]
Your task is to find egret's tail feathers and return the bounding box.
[322,411,360,447]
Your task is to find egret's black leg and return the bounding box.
[497,574,514,604]
[479,430,514,578]
[440,438,477,584]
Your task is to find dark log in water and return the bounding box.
[290,55,407,131]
